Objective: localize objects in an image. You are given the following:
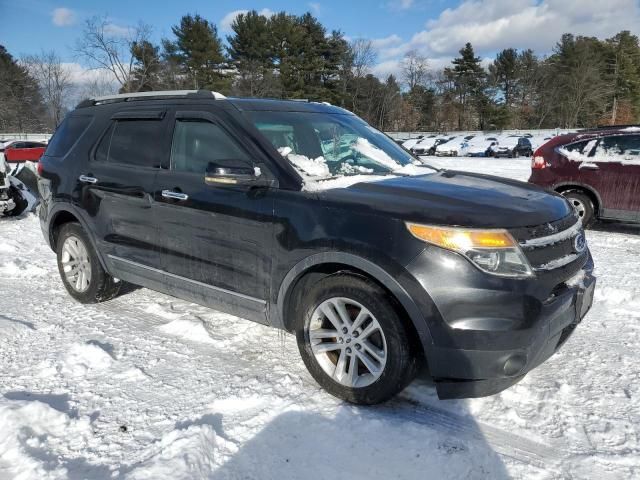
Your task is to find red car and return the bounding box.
[529,126,640,226]
[3,141,47,163]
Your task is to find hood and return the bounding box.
[319,170,572,228]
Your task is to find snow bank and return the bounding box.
[0,398,94,479]
[60,343,113,377]
[158,318,217,344]
[125,424,217,480]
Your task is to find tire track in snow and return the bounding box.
[379,398,562,469]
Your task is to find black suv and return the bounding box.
[38,90,596,404]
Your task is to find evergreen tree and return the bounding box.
[130,40,161,91]
[0,45,47,132]
[168,14,226,90]
[227,10,278,97]
[604,31,640,124]
[446,43,488,129]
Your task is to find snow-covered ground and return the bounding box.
[0,157,638,479]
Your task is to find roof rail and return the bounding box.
[77,89,226,108]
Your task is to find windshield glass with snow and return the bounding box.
[246,110,422,179]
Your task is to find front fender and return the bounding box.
[273,251,436,352]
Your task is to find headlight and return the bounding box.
[406,223,533,278]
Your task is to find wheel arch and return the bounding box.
[274,252,435,357]
[48,203,108,271]
[554,183,601,215]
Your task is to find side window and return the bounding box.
[170,119,251,174]
[109,120,163,167]
[596,135,640,158]
[94,123,115,163]
[93,120,163,168]
[45,116,93,157]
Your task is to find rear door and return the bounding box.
[79,109,170,271]
[590,134,640,221]
[153,108,275,323]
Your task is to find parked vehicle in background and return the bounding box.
[529,126,640,225]
[494,136,533,158]
[462,137,498,157]
[435,136,467,156]
[402,135,427,150]
[4,141,47,163]
[38,90,595,404]
[411,135,451,155]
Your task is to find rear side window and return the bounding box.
[46,116,92,157]
[596,135,640,157]
[170,119,250,174]
[94,119,164,168]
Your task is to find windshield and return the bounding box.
[246,110,426,179]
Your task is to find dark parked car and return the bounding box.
[529,127,640,225]
[38,90,595,404]
[494,137,533,158]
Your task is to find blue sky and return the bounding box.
[2,0,639,83]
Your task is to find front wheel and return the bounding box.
[295,274,419,404]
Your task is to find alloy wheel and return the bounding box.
[61,235,92,292]
[307,297,387,388]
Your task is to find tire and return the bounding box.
[562,191,595,227]
[295,274,419,404]
[56,223,121,303]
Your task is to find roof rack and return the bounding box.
[76,89,226,108]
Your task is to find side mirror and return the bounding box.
[205,162,271,187]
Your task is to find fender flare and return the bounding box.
[552,181,602,211]
[47,202,108,271]
[274,251,435,350]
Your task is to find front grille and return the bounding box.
[511,214,588,281]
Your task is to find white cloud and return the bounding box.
[389,0,415,10]
[408,0,640,57]
[51,7,76,27]
[367,0,640,80]
[308,2,321,15]
[220,8,275,34]
[103,23,131,37]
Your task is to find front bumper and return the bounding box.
[405,246,595,399]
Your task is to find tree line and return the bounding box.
[1,9,640,132]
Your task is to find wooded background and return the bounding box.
[1,9,639,133]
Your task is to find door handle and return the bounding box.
[79,175,98,183]
[161,190,189,201]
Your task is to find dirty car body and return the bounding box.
[37,92,595,400]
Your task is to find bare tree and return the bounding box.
[402,50,429,90]
[22,50,72,128]
[350,39,377,79]
[75,16,152,93]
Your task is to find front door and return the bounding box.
[153,109,275,323]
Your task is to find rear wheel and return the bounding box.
[56,223,121,303]
[562,191,595,227]
[295,274,419,404]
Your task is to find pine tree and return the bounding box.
[0,45,47,132]
[130,40,161,91]
[168,14,226,90]
[227,10,278,96]
[446,43,488,129]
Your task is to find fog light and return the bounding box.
[503,354,527,376]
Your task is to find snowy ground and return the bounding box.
[0,157,638,479]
